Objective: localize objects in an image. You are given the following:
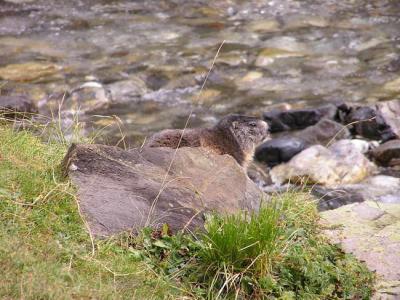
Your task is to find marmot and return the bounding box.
[146,114,269,168]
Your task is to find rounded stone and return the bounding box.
[255,137,307,167]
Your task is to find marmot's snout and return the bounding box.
[257,120,270,142]
[243,119,269,143]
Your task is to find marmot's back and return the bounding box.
[146,128,203,148]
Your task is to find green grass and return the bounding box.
[0,124,375,299]
[0,126,179,299]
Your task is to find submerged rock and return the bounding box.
[263,104,338,132]
[216,52,247,67]
[0,62,63,83]
[146,72,169,90]
[284,15,329,29]
[107,77,149,103]
[343,175,400,204]
[247,19,280,33]
[255,48,304,67]
[68,82,113,113]
[62,144,264,237]
[39,81,112,118]
[191,88,221,104]
[383,77,400,93]
[237,71,263,83]
[270,141,377,187]
[313,173,400,211]
[312,185,364,211]
[0,95,37,117]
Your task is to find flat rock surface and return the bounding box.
[321,201,400,299]
[270,142,377,187]
[63,144,264,237]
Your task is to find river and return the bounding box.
[1,0,399,146]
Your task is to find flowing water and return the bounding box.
[0,0,399,145]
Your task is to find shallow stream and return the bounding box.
[1,0,399,145]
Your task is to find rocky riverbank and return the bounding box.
[249,99,400,299]
[252,99,400,207]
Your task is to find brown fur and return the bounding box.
[146,114,269,168]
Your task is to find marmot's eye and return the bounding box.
[249,121,257,127]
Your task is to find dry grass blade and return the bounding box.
[145,40,226,228]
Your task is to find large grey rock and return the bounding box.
[292,119,351,146]
[270,141,377,187]
[321,201,400,299]
[62,144,264,237]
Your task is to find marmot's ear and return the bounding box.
[232,121,238,129]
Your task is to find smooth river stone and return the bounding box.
[0,62,63,82]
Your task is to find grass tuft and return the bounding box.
[137,193,375,299]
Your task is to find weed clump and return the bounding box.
[137,193,375,299]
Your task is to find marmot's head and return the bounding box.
[216,114,270,151]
